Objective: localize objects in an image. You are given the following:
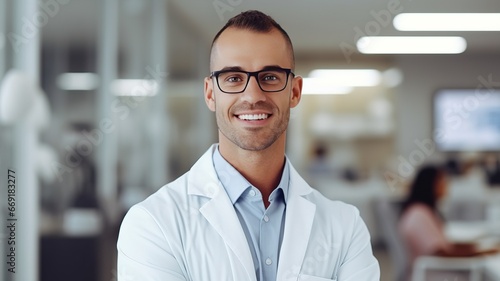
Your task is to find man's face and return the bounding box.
[204,27,302,151]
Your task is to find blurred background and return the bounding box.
[1,0,500,280]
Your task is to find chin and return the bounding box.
[235,140,274,151]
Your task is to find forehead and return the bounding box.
[211,27,291,71]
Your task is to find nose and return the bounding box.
[241,76,266,104]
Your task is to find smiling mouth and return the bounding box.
[237,114,270,121]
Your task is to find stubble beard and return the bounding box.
[216,103,290,151]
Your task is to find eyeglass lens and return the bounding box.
[217,69,289,93]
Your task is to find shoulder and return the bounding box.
[401,203,434,221]
[304,188,363,230]
[308,188,359,214]
[399,203,438,232]
[132,144,218,216]
[132,171,195,219]
[288,162,362,223]
[119,169,205,244]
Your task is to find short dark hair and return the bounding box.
[210,10,295,69]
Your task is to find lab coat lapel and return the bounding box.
[277,163,317,280]
[189,145,257,281]
[199,193,257,281]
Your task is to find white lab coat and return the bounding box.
[117,145,380,281]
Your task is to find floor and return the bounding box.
[374,244,394,281]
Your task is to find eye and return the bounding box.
[260,71,282,84]
[226,76,243,83]
[221,72,246,83]
[262,74,278,81]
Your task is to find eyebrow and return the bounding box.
[216,65,288,72]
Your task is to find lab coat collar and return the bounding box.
[188,144,257,281]
[187,144,221,198]
[187,144,311,198]
[277,160,316,280]
[188,144,316,281]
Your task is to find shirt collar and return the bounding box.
[212,145,290,204]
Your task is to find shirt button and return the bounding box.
[265,258,272,265]
[249,189,256,196]
[263,215,269,222]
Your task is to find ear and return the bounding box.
[204,77,216,112]
[289,75,302,108]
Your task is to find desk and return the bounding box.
[445,221,500,242]
[445,221,500,280]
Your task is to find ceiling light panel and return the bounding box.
[308,69,381,87]
[394,13,500,31]
[357,36,467,54]
[302,78,352,95]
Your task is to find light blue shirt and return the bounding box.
[213,147,289,281]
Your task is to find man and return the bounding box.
[117,10,380,281]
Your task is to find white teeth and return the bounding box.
[238,114,269,120]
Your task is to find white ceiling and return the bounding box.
[168,0,500,55]
[44,0,500,53]
[41,0,500,66]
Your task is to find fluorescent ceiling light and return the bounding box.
[302,78,352,95]
[394,13,500,31]
[112,79,158,96]
[308,69,381,87]
[57,72,99,91]
[357,36,467,54]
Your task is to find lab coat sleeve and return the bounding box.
[336,209,380,281]
[117,205,187,281]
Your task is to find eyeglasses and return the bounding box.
[210,67,295,94]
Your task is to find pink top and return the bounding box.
[398,203,451,263]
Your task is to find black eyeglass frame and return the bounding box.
[209,67,295,94]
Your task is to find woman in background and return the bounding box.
[398,165,483,264]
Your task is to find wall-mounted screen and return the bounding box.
[434,88,500,151]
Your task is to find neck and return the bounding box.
[219,134,286,204]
